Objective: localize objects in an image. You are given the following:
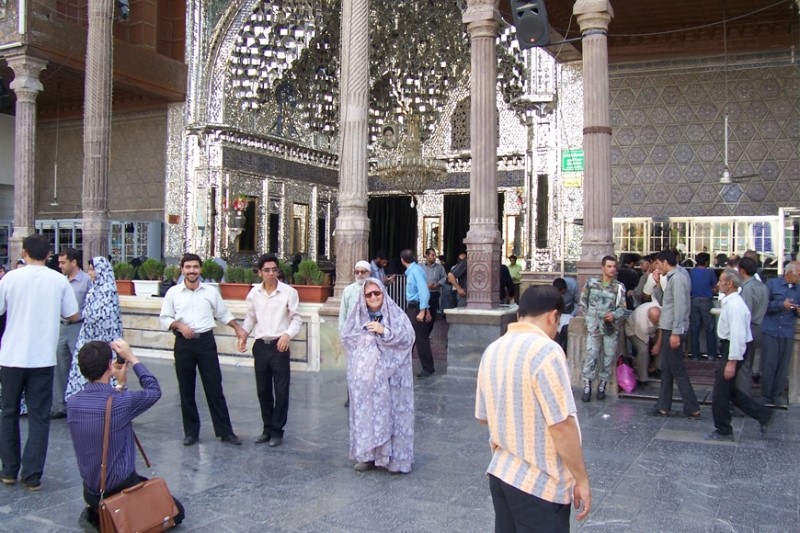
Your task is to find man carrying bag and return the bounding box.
[67,339,184,531]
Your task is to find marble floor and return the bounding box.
[0,357,798,532]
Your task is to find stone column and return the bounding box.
[5,53,47,265]
[574,0,614,283]
[463,0,502,310]
[322,0,370,313]
[81,0,115,263]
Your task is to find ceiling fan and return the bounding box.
[719,114,759,184]
[717,2,758,185]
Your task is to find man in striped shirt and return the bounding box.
[476,286,591,531]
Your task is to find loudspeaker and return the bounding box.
[510,1,551,49]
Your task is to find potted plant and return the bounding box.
[278,260,293,284]
[220,265,257,300]
[291,259,330,303]
[163,265,180,283]
[133,258,165,297]
[201,258,224,291]
[113,262,136,296]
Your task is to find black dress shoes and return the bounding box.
[268,437,283,447]
[255,433,270,444]
[183,435,199,446]
[221,434,242,445]
[416,370,434,378]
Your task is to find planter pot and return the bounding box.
[219,283,252,300]
[115,280,135,296]
[132,280,160,297]
[292,284,331,303]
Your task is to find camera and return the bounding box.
[114,351,125,365]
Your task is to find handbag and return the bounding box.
[98,395,178,533]
[616,356,637,393]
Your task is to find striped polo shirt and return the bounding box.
[475,321,578,504]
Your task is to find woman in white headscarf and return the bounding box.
[341,277,415,473]
[64,257,123,399]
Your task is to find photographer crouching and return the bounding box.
[66,339,185,530]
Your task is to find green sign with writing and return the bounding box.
[561,150,584,172]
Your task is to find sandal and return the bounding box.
[648,408,670,417]
[686,411,701,420]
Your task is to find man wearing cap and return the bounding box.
[339,260,372,332]
[338,260,372,407]
[507,255,522,304]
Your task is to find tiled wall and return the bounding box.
[609,55,799,218]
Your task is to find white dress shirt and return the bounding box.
[717,291,752,361]
[159,283,235,333]
[243,281,302,340]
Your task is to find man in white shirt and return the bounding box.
[160,253,248,447]
[706,269,774,441]
[0,235,79,491]
[239,253,302,447]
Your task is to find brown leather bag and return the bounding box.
[97,395,178,533]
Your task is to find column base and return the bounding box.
[444,306,517,376]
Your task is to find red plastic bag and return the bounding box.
[616,356,636,393]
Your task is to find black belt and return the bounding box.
[407,301,420,306]
[174,330,213,339]
[61,319,83,326]
[256,338,279,346]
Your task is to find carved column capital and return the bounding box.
[5,53,47,99]
[463,0,499,28]
[465,17,499,39]
[574,0,614,33]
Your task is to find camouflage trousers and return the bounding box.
[582,330,618,382]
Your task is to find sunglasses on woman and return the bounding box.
[364,290,382,299]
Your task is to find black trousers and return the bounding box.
[173,333,234,439]
[407,302,434,373]
[712,340,772,436]
[489,474,570,533]
[426,292,440,336]
[0,366,52,483]
[83,472,185,529]
[656,329,700,416]
[253,340,291,438]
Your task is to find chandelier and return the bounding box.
[373,115,447,207]
[228,0,527,139]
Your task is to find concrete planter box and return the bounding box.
[132,280,160,297]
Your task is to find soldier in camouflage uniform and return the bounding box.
[580,256,627,402]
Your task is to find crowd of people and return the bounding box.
[2,236,798,531]
[568,249,798,442]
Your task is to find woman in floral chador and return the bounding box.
[341,278,415,473]
[64,257,123,399]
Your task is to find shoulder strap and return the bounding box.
[99,395,113,497]
[99,394,152,501]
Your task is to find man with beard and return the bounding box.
[159,253,248,447]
